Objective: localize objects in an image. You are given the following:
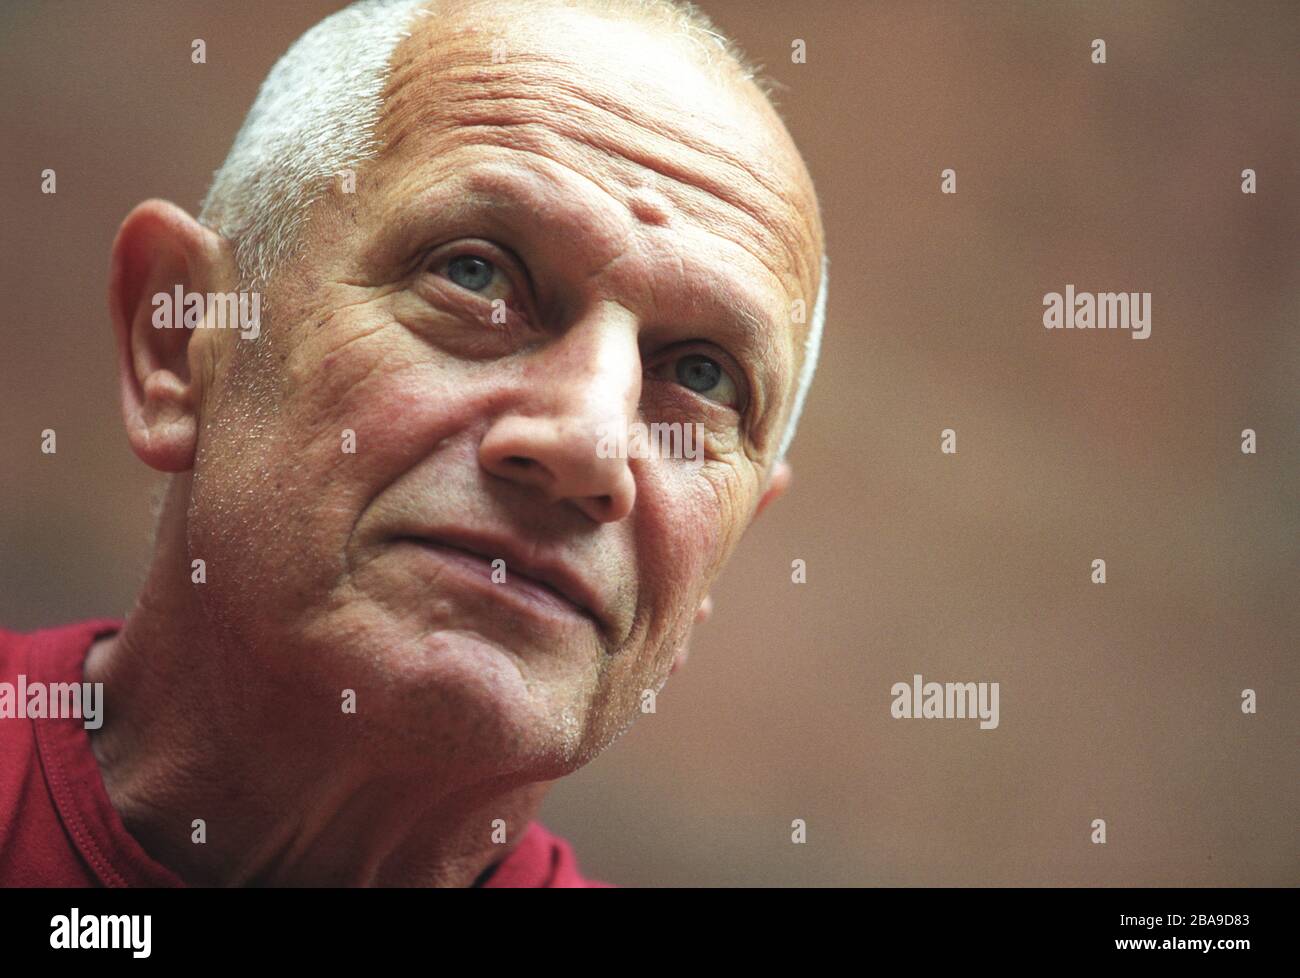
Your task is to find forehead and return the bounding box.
[374,3,822,305]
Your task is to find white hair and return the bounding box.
[198,0,431,289]
[776,254,828,463]
[198,0,826,458]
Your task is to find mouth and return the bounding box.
[392,531,608,636]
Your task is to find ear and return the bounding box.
[108,199,236,472]
[669,647,689,676]
[755,459,792,519]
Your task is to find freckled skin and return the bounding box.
[92,2,824,886]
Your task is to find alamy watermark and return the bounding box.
[0,675,103,729]
[891,673,999,730]
[152,286,261,340]
[50,908,150,958]
[1043,284,1151,339]
[596,421,704,466]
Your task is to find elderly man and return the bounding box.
[0,0,826,887]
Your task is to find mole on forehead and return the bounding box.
[626,186,673,227]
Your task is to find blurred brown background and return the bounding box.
[1,0,1296,886]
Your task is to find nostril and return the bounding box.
[575,493,626,524]
[504,456,533,469]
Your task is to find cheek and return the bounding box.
[281,309,529,487]
[644,462,749,590]
[625,461,752,661]
[186,319,460,605]
[574,467,748,758]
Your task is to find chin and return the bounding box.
[330,625,599,782]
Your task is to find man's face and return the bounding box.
[185,4,823,782]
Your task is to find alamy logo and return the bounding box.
[50,908,151,958]
[595,421,704,466]
[152,286,261,340]
[891,674,1000,730]
[1043,284,1151,339]
[0,675,102,729]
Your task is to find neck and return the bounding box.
[83,487,548,887]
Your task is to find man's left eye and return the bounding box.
[439,253,513,303]
[649,352,742,409]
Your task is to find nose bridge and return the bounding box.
[542,305,641,429]
[478,303,641,523]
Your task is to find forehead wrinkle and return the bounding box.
[378,44,817,302]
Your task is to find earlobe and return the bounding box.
[108,199,232,473]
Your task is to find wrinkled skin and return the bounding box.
[89,2,824,886]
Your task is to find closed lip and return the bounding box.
[394,528,609,634]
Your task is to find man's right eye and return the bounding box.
[434,251,514,304]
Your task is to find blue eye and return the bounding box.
[435,250,516,305]
[677,355,721,392]
[666,353,740,408]
[446,254,495,292]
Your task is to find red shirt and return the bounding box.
[0,619,611,888]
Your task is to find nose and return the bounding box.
[478,310,639,523]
